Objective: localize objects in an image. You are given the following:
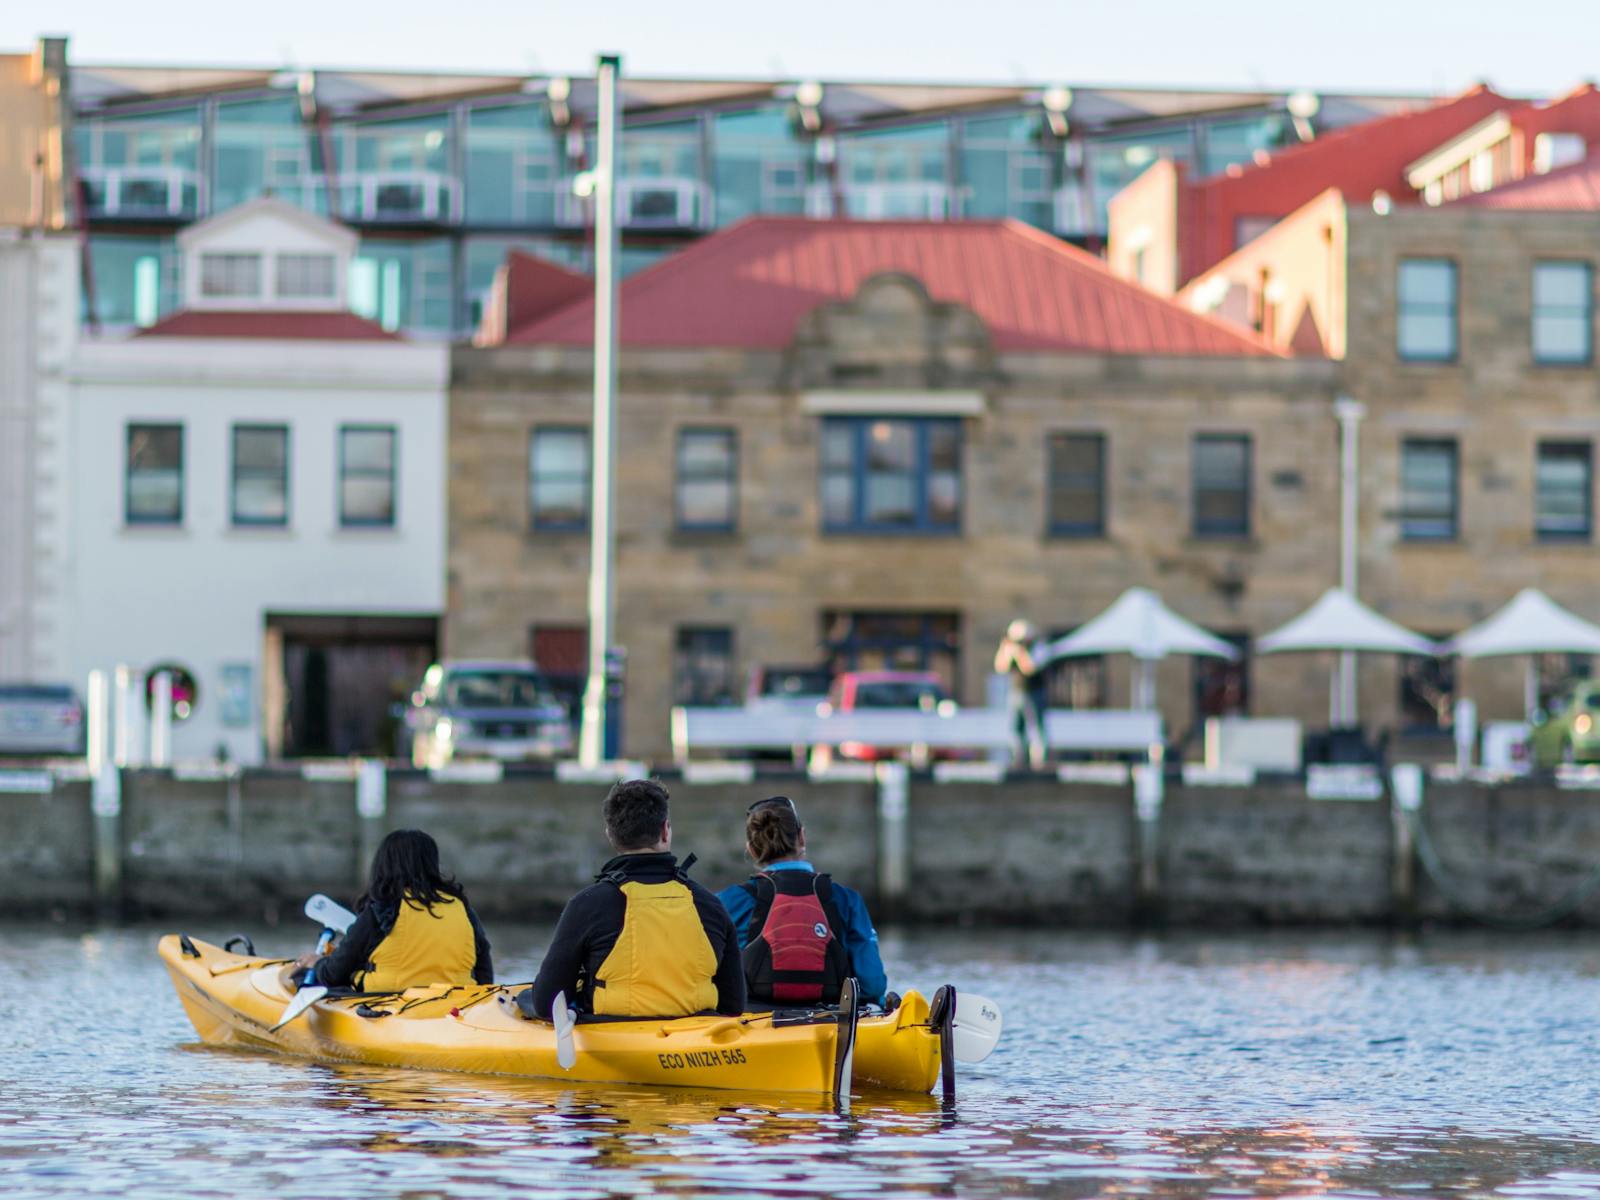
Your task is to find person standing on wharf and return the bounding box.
[529,779,745,1018]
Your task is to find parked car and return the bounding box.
[810,670,956,768]
[1529,680,1600,768]
[0,683,85,757]
[405,660,572,768]
[746,664,833,714]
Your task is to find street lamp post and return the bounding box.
[1334,395,1365,725]
[578,54,622,767]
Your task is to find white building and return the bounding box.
[63,198,449,762]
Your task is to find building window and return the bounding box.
[1396,258,1458,362]
[1532,261,1593,365]
[676,429,737,532]
[125,423,183,526]
[231,424,289,527]
[1194,633,1250,720]
[276,253,337,300]
[338,425,396,527]
[1399,642,1455,732]
[1536,441,1592,542]
[1192,434,1251,538]
[1400,438,1458,541]
[199,251,263,299]
[820,417,961,534]
[529,427,590,530]
[1047,433,1106,537]
[820,611,961,699]
[674,627,736,706]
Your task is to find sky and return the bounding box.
[4,0,1599,96]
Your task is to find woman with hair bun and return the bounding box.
[717,796,889,1008]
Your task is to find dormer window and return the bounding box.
[276,253,337,300]
[200,252,263,300]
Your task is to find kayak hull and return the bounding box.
[160,935,941,1095]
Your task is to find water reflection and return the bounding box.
[3,924,1600,1198]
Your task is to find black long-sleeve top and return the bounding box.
[528,852,744,1019]
[310,896,494,990]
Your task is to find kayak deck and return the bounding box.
[159,934,942,1096]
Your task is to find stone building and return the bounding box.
[1180,157,1600,732]
[450,217,1342,760]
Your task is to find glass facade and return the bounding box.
[213,96,318,212]
[960,113,1052,226]
[836,122,951,219]
[712,106,809,225]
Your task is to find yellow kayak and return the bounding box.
[159,934,943,1096]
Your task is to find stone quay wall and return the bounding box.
[5,764,1600,930]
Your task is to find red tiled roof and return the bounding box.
[504,217,1282,357]
[137,310,402,340]
[1453,155,1600,210]
[1177,85,1511,281]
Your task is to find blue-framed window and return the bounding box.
[1397,258,1458,362]
[1400,437,1458,541]
[820,417,961,534]
[231,424,289,527]
[1536,441,1592,542]
[529,426,590,531]
[1192,434,1251,538]
[338,425,396,528]
[1532,261,1593,365]
[675,428,737,532]
[125,423,183,526]
[1047,432,1106,537]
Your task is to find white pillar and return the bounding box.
[1334,396,1366,725]
[86,669,108,775]
[149,671,172,767]
[578,53,622,768]
[112,664,134,767]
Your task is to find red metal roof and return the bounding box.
[1453,155,1600,210]
[503,217,1282,357]
[137,310,402,340]
[1177,85,1512,282]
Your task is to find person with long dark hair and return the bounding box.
[716,796,889,1008]
[297,829,493,991]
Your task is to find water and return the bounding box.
[3,924,1600,1198]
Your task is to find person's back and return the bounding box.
[299,829,493,992]
[718,796,889,1008]
[529,778,744,1019]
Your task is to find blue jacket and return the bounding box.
[717,861,888,1006]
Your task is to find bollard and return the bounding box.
[1131,756,1164,916]
[112,665,132,767]
[91,762,122,918]
[875,761,909,918]
[1389,762,1423,923]
[86,670,108,776]
[356,761,388,888]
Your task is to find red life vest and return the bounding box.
[740,870,850,1005]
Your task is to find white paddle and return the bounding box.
[305,893,357,934]
[950,991,1003,1064]
[552,991,577,1070]
[271,985,328,1031]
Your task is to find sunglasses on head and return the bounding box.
[747,795,798,816]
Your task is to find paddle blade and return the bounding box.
[271,985,327,1032]
[305,894,357,934]
[951,992,1003,1064]
[553,991,576,1071]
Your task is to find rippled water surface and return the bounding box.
[3,924,1600,1198]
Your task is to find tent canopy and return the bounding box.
[1257,588,1437,656]
[1445,588,1600,658]
[1047,587,1239,662]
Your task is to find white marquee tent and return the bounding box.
[1445,588,1600,718]
[1047,587,1238,710]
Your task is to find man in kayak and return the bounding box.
[293,828,493,991]
[527,778,744,1019]
[718,795,890,1009]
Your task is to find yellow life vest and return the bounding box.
[592,879,718,1017]
[356,894,477,993]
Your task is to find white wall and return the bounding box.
[65,334,448,762]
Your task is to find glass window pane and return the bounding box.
[822,422,855,470]
[1401,441,1457,539]
[1537,443,1591,539]
[343,429,394,472]
[821,473,854,526]
[532,479,587,522]
[1398,314,1456,359]
[679,430,732,473]
[1535,316,1591,362]
[341,477,394,523]
[534,430,587,476]
[128,473,181,519]
[678,480,733,527]
[129,426,182,470]
[276,253,336,299]
[235,476,288,522]
[1398,261,1455,305]
[1534,262,1589,307]
[200,252,262,298]
[926,421,960,471]
[926,471,961,526]
[865,475,917,524]
[865,421,916,471]
[235,427,286,470]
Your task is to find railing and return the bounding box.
[557,176,710,230]
[79,166,202,219]
[337,170,461,223]
[811,180,954,221]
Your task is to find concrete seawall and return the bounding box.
[6,764,1600,928]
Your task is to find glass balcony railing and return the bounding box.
[80,165,202,219]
